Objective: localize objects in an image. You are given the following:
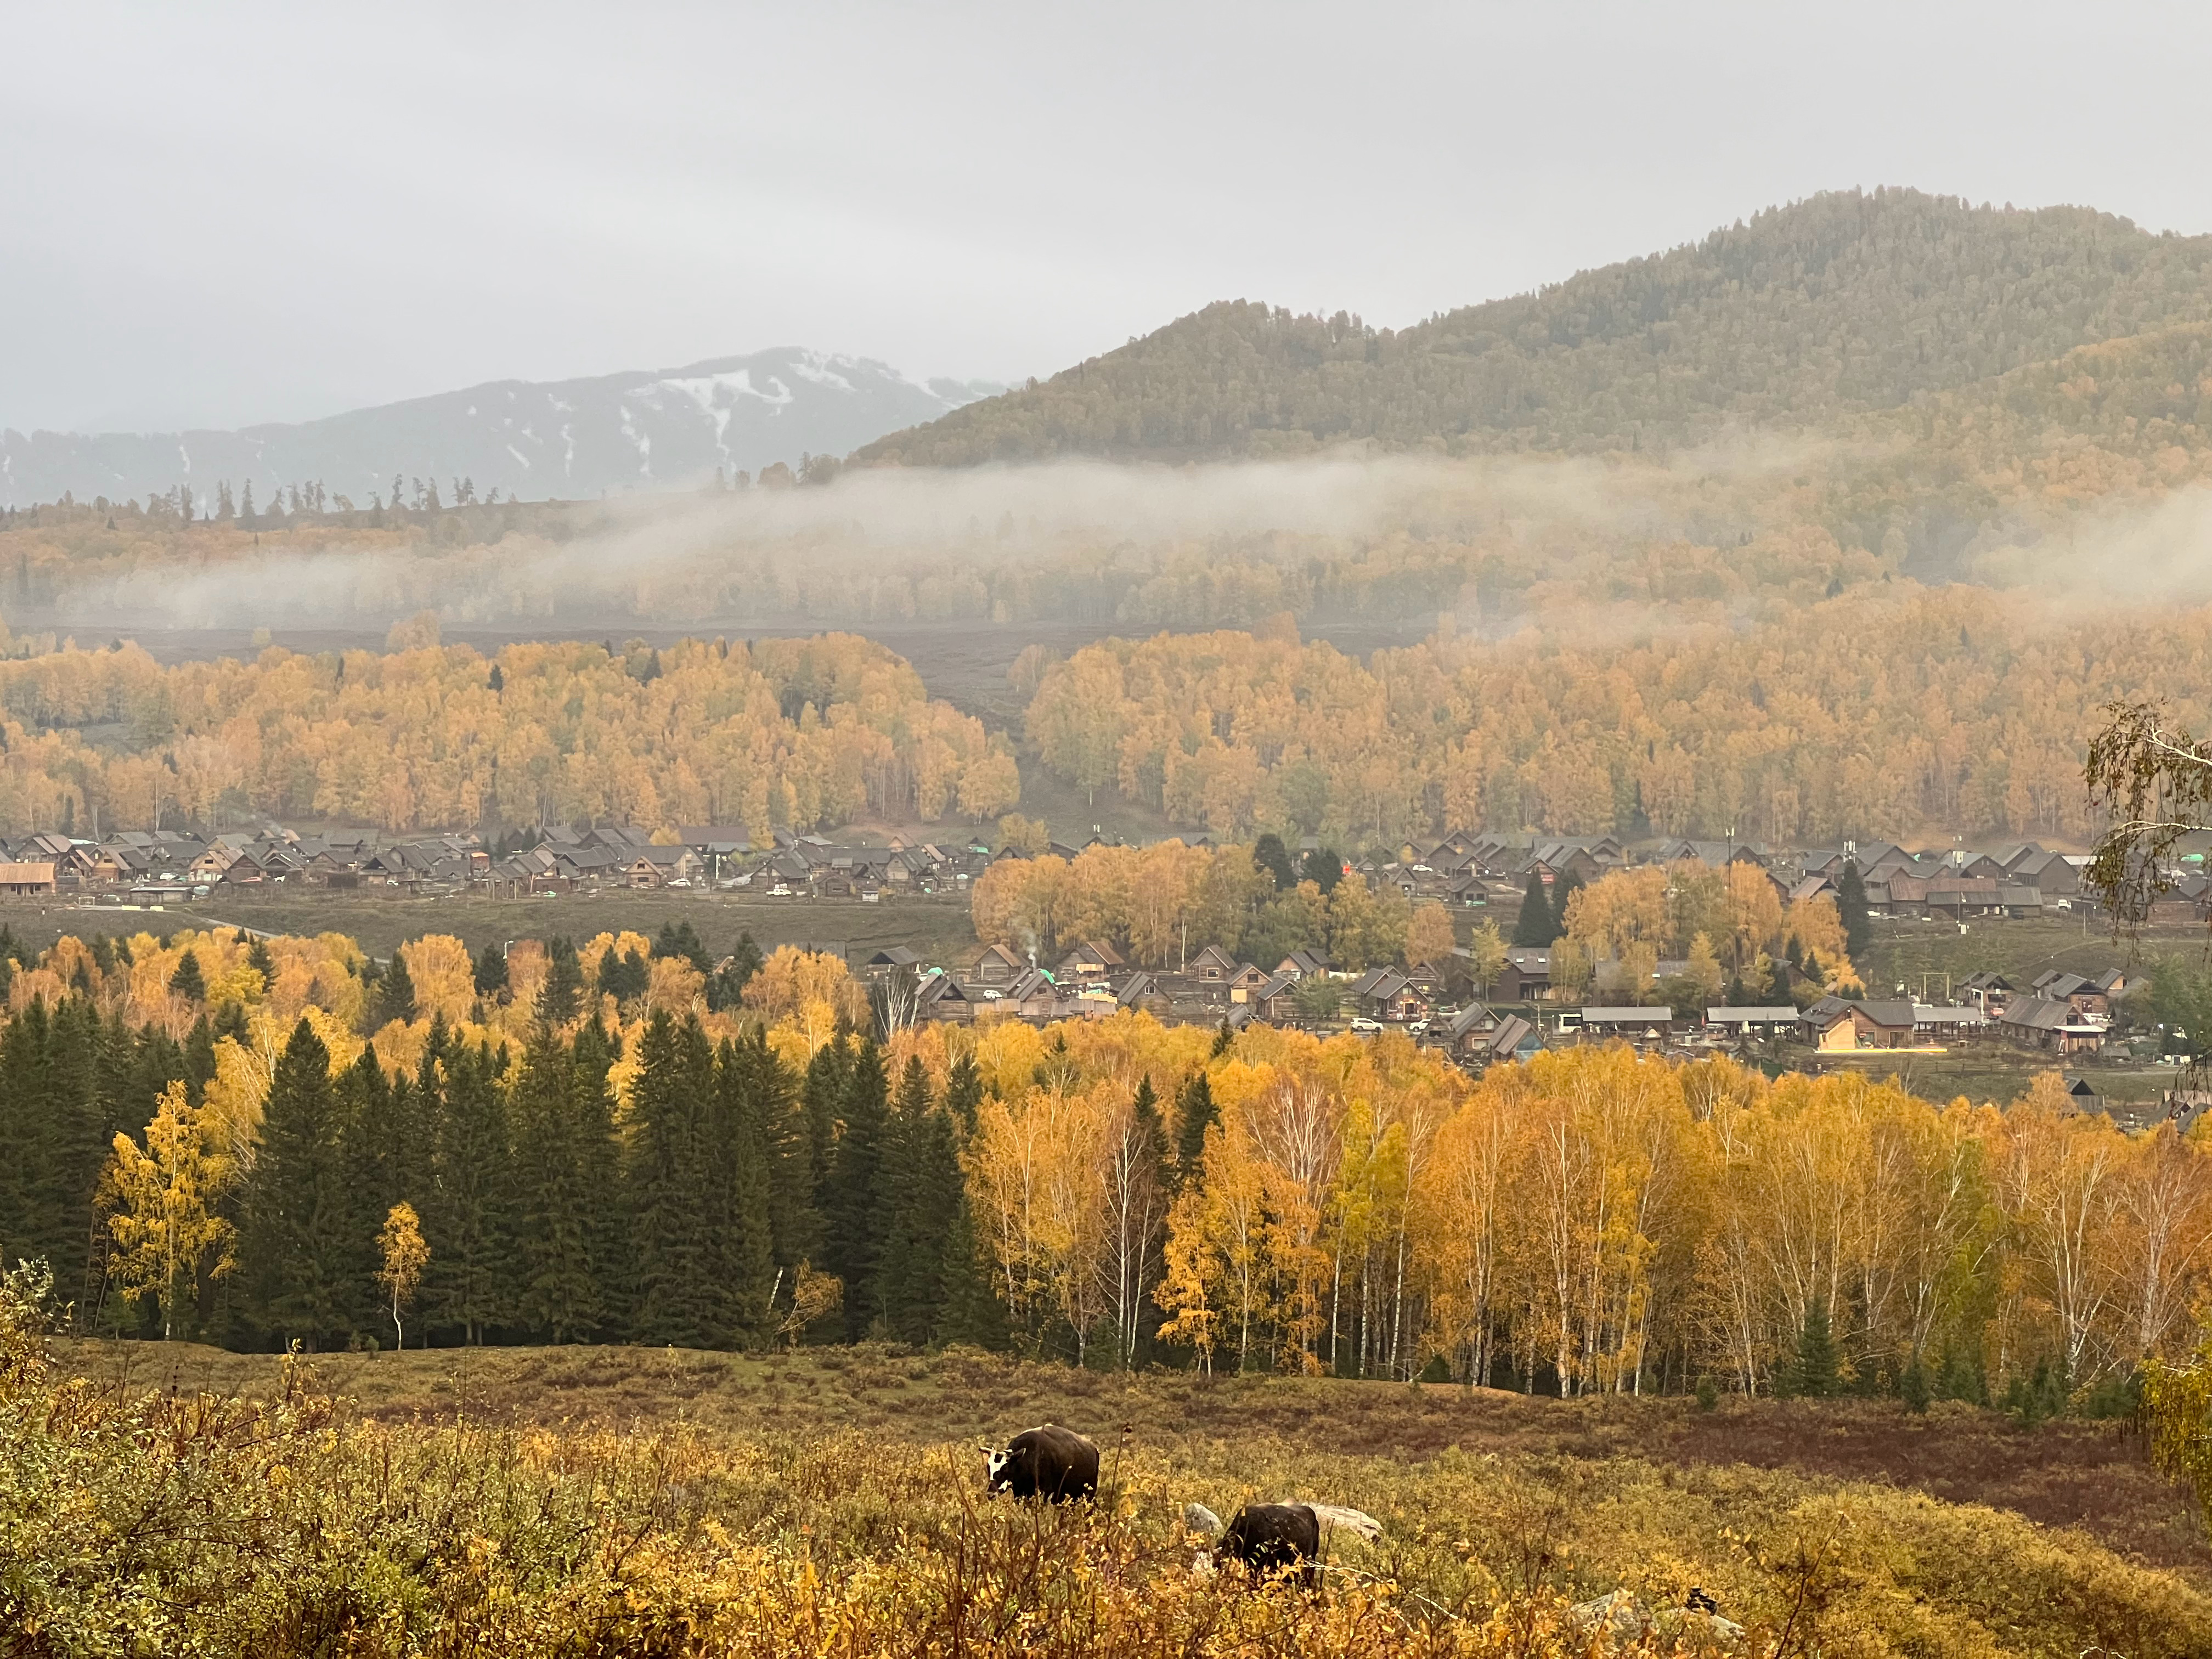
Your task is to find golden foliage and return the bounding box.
[0,631,1013,834]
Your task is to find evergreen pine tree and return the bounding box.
[943,1051,984,1136]
[473,943,509,998]
[1301,847,1343,895]
[797,1037,851,1249]
[60,1001,134,1321]
[1792,1300,1839,1398]
[424,1043,512,1344]
[375,949,417,1027]
[708,1035,777,1346]
[764,1033,824,1276]
[1173,1068,1217,1188]
[1121,1073,1170,1362]
[870,1057,936,1337]
[880,1106,967,1345]
[625,1011,718,1347]
[239,1019,351,1347]
[1252,833,1297,892]
[325,1050,396,1340]
[1899,1350,1932,1414]
[707,931,765,1011]
[510,1029,600,1341]
[1511,872,1555,946]
[537,936,583,1026]
[1550,869,1585,940]
[246,935,275,986]
[824,1040,890,1340]
[1838,860,1872,962]
[167,950,206,1002]
[567,1019,629,1332]
[939,1181,1006,1350]
[653,920,712,974]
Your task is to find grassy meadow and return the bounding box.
[22,1333,2212,1658]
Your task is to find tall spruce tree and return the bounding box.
[537,936,584,1026]
[1172,1068,1218,1188]
[765,1035,825,1276]
[943,1051,984,1136]
[1252,832,1298,893]
[167,950,206,1003]
[1511,871,1554,945]
[332,1045,396,1334]
[879,1105,968,1346]
[1550,869,1585,940]
[567,1019,629,1331]
[424,1042,512,1344]
[824,1039,890,1340]
[510,1029,600,1341]
[375,949,417,1027]
[473,943,510,999]
[239,1019,351,1347]
[1838,860,1872,962]
[708,1034,778,1345]
[625,1011,718,1346]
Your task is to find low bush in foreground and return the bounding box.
[7,1285,2210,1656]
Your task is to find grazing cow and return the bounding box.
[1214,1502,1381,1589]
[982,1424,1099,1502]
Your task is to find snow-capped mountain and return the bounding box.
[0,349,1003,507]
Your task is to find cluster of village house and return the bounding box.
[0,821,2155,1071]
[870,830,2148,1071]
[0,824,986,902]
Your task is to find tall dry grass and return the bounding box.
[7,1280,2210,1656]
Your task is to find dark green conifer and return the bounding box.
[510,1029,599,1341]
[1173,1068,1217,1186]
[1549,869,1585,940]
[473,943,509,998]
[567,1019,629,1327]
[824,1039,890,1340]
[1837,860,1872,961]
[537,936,583,1026]
[943,1051,984,1135]
[1252,833,1297,893]
[1790,1300,1839,1398]
[708,1034,778,1345]
[239,1019,351,1347]
[1511,872,1554,946]
[167,950,206,1002]
[375,949,417,1027]
[1301,846,1343,894]
[625,1011,717,1346]
[424,1043,512,1344]
[653,919,712,974]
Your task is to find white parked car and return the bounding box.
[1350,1016,1383,1033]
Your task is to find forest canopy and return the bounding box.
[0,631,1015,834]
[1020,588,2202,845]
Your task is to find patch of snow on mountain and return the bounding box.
[788,353,856,393]
[617,405,653,477]
[654,375,741,469]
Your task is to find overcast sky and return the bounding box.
[7,1,2211,434]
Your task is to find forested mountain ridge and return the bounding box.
[857,189,2212,464]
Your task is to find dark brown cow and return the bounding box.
[983,1424,1099,1502]
[1216,1502,1381,1589]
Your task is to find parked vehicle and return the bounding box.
[1350,1016,1383,1033]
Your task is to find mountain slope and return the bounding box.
[0,349,1002,507]
[857,188,2212,464]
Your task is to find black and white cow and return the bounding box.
[982,1424,1099,1502]
[1192,1501,1383,1589]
